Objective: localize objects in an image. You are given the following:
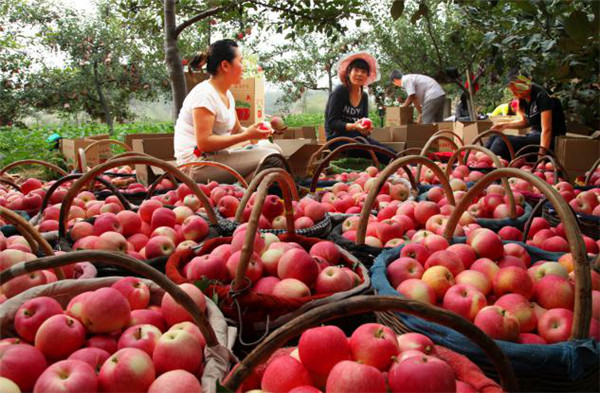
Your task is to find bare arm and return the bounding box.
[490,106,529,131]
[539,109,553,154]
[402,94,416,108]
[193,108,270,153]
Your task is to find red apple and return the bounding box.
[80,287,131,333]
[388,354,456,393]
[33,359,98,393]
[349,323,399,371]
[261,355,313,392]
[147,370,202,393]
[495,293,537,333]
[537,308,573,344]
[298,325,351,377]
[0,344,47,392]
[111,277,150,310]
[325,361,386,393]
[14,296,63,343]
[99,348,155,392]
[474,306,520,342]
[35,314,86,360]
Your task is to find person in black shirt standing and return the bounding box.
[324,52,396,163]
[486,73,567,160]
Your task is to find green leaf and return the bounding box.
[514,0,537,15]
[391,0,404,21]
[564,10,591,43]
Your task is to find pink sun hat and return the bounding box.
[336,51,380,86]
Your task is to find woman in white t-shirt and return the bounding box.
[174,39,282,183]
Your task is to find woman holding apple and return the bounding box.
[174,39,283,183]
[324,52,396,163]
[486,72,567,160]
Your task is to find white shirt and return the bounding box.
[174,80,237,165]
[402,74,445,105]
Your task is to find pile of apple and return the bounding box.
[584,167,600,186]
[66,199,210,261]
[241,324,481,393]
[423,181,528,221]
[0,178,66,216]
[0,234,93,301]
[178,229,363,299]
[339,195,482,248]
[442,165,482,184]
[385,227,600,344]
[517,216,599,254]
[0,277,209,393]
[464,151,509,169]
[552,184,600,217]
[217,193,331,231]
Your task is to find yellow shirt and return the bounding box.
[491,103,510,117]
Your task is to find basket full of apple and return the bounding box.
[165,171,370,338]
[0,250,233,393]
[370,168,599,392]
[222,295,519,393]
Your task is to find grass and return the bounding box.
[0,111,378,178]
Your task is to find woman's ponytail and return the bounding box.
[189,51,209,72]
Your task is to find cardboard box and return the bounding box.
[60,134,111,170]
[454,121,493,144]
[124,133,173,148]
[184,71,209,93]
[556,133,600,179]
[385,106,414,126]
[566,120,595,136]
[391,124,438,143]
[370,128,393,142]
[274,140,322,178]
[230,77,265,126]
[131,136,175,185]
[273,127,316,141]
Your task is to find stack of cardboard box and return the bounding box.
[60,134,112,171]
[127,133,176,185]
[230,77,265,127]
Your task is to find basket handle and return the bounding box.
[0,250,218,346]
[307,137,381,173]
[0,160,68,178]
[397,147,425,157]
[442,168,591,341]
[309,144,398,192]
[445,145,517,220]
[58,156,217,239]
[471,130,516,161]
[513,145,556,160]
[585,157,600,186]
[432,130,465,146]
[530,155,570,185]
[0,178,21,192]
[178,161,248,188]
[416,135,460,182]
[79,139,132,172]
[42,173,132,215]
[250,153,293,181]
[233,172,296,292]
[0,206,63,279]
[234,168,299,223]
[356,155,455,245]
[223,295,519,392]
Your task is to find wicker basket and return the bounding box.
[54,156,223,275]
[222,295,518,393]
[371,168,598,392]
[165,171,370,344]
[0,250,234,393]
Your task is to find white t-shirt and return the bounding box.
[401,74,445,105]
[174,80,237,165]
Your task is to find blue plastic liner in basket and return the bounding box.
[370,241,599,386]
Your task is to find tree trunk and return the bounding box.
[93,61,114,133]
[164,0,187,121]
[466,69,477,121]
[327,67,333,94]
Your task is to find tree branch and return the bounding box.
[424,13,444,71]
[247,0,338,23]
[174,2,237,38]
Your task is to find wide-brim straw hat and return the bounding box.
[336,51,380,86]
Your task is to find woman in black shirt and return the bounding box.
[324,52,396,163]
[487,74,567,160]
